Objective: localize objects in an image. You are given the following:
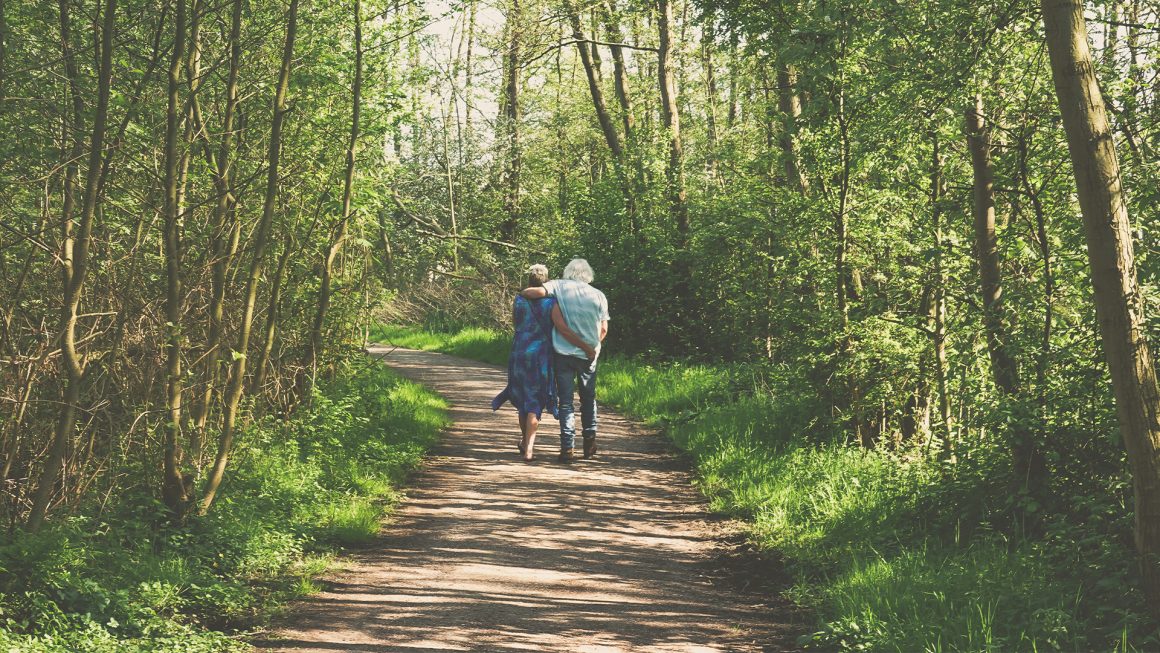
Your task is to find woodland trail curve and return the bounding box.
[257,347,805,652]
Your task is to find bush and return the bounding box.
[0,363,448,651]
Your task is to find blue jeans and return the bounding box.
[555,353,597,450]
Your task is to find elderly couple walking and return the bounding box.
[490,259,610,463]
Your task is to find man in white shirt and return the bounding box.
[522,259,609,462]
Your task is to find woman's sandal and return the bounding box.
[517,439,527,455]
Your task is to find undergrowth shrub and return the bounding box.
[0,363,447,651]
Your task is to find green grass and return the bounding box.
[371,323,510,366]
[0,362,448,652]
[379,324,1158,652]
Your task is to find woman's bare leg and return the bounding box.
[523,414,540,461]
[518,413,528,453]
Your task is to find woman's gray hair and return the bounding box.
[562,258,595,284]
[526,263,550,287]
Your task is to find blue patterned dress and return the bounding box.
[491,296,558,419]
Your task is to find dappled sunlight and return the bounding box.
[259,348,803,652]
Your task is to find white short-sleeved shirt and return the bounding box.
[543,279,610,359]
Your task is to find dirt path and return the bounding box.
[257,347,806,652]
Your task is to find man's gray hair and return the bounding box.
[562,258,595,284]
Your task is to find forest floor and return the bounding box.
[254,347,808,652]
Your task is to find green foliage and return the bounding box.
[613,361,1158,652]
[0,364,447,651]
[406,324,1159,652]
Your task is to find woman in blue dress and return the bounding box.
[492,264,593,461]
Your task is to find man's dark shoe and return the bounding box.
[557,448,576,464]
[582,436,598,459]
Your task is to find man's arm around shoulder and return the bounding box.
[520,279,556,299]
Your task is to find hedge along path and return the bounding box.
[259,347,806,652]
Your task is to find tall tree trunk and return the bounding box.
[726,27,738,129]
[931,130,952,456]
[252,238,292,396]
[567,2,622,159]
[702,20,719,181]
[200,0,299,514]
[778,64,808,194]
[602,0,641,230]
[603,1,635,144]
[463,0,476,163]
[966,93,1045,497]
[193,0,243,446]
[442,105,459,269]
[28,0,117,532]
[161,0,188,514]
[657,0,688,246]
[966,94,1017,394]
[306,0,362,389]
[900,284,935,446]
[833,75,862,445]
[0,0,7,101]
[499,0,521,242]
[555,35,568,216]
[1017,128,1056,483]
[1041,0,1160,609]
[457,0,470,165]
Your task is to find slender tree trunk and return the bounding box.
[555,36,569,216]
[1041,0,1160,609]
[901,284,936,446]
[193,0,242,446]
[1126,0,1148,119]
[603,1,635,145]
[833,75,862,445]
[306,0,362,389]
[702,21,719,181]
[161,0,189,514]
[567,0,642,234]
[442,107,458,269]
[778,64,808,194]
[759,64,776,168]
[966,94,1018,394]
[0,0,7,101]
[602,0,641,230]
[1017,129,1056,478]
[966,93,1044,496]
[28,0,117,532]
[463,0,475,155]
[201,0,299,514]
[253,238,291,396]
[376,208,394,275]
[930,130,952,456]
[567,2,622,159]
[589,11,603,87]
[499,0,521,242]
[726,27,738,129]
[657,0,688,246]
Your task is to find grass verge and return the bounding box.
[0,362,448,652]
[371,324,509,366]
[376,324,1157,652]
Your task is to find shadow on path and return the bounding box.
[256,347,807,652]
